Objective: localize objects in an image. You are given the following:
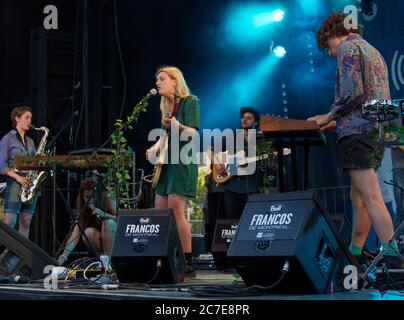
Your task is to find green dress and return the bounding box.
[155,95,200,198]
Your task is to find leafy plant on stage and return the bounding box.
[103,99,150,208]
[385,125,404,145]
[257,139,276,194]
[12,147,59,170]
[371,124,404,171]
[187,166,210,235]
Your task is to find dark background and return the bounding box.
[0,0,403,252]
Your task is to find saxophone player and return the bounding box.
[0,106,38,237]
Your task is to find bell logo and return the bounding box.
[140,218,150,224]
[270,205,282,212]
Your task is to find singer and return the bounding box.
[146,66,200,276]
[0,106,38,237]
[57,177,117,265]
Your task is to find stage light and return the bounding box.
[253,9,285,27]
[272,9,285,22]
[273,46,286,58]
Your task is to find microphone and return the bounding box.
[144,88,157,101]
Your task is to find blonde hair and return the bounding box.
[156,66,191,119]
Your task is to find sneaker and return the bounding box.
[383,255,404,269]
[353,252,375,274]
[354,252,374,266]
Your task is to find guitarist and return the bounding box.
[146,66,200,276]
[209,107,264,220]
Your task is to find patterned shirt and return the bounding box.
[0,130,36,176]
[330,34,391,140]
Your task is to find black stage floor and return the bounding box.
[0,270,403,300]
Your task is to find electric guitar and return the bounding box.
[211,148,291,184]
[150,109,175,189]
[149,93,183,189]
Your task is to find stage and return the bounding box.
[0,0,403,308]
[0,270,402,301]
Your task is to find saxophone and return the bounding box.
[19,126,49,203]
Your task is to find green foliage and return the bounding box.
[385,125,404,144]
[103,99,150,208]
[15,147,60,169]
[371,125,404,171]
[256,139,276,194]
[187,167,209,234]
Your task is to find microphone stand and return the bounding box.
[46,111,78,256]
[46,112,79,153]
[93,90,156,156]
[91,90,157,218]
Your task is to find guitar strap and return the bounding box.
[171,97,181,119]
[166,97,182,135]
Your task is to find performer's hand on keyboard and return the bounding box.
[307,113,332,127]
[320,121,336,132]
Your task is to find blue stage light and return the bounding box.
[273,46,287,58]
[253,9,285,27]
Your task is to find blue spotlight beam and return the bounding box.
[253,9,285,27]
[223,5,286,46]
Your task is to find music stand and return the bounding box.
[260,116,326,192]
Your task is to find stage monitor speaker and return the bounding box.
[211,219,238,271]
[0,222,57,280]
[227,192,357,294]
[111,208,186,284]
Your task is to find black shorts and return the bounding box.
[337,133,384,171]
